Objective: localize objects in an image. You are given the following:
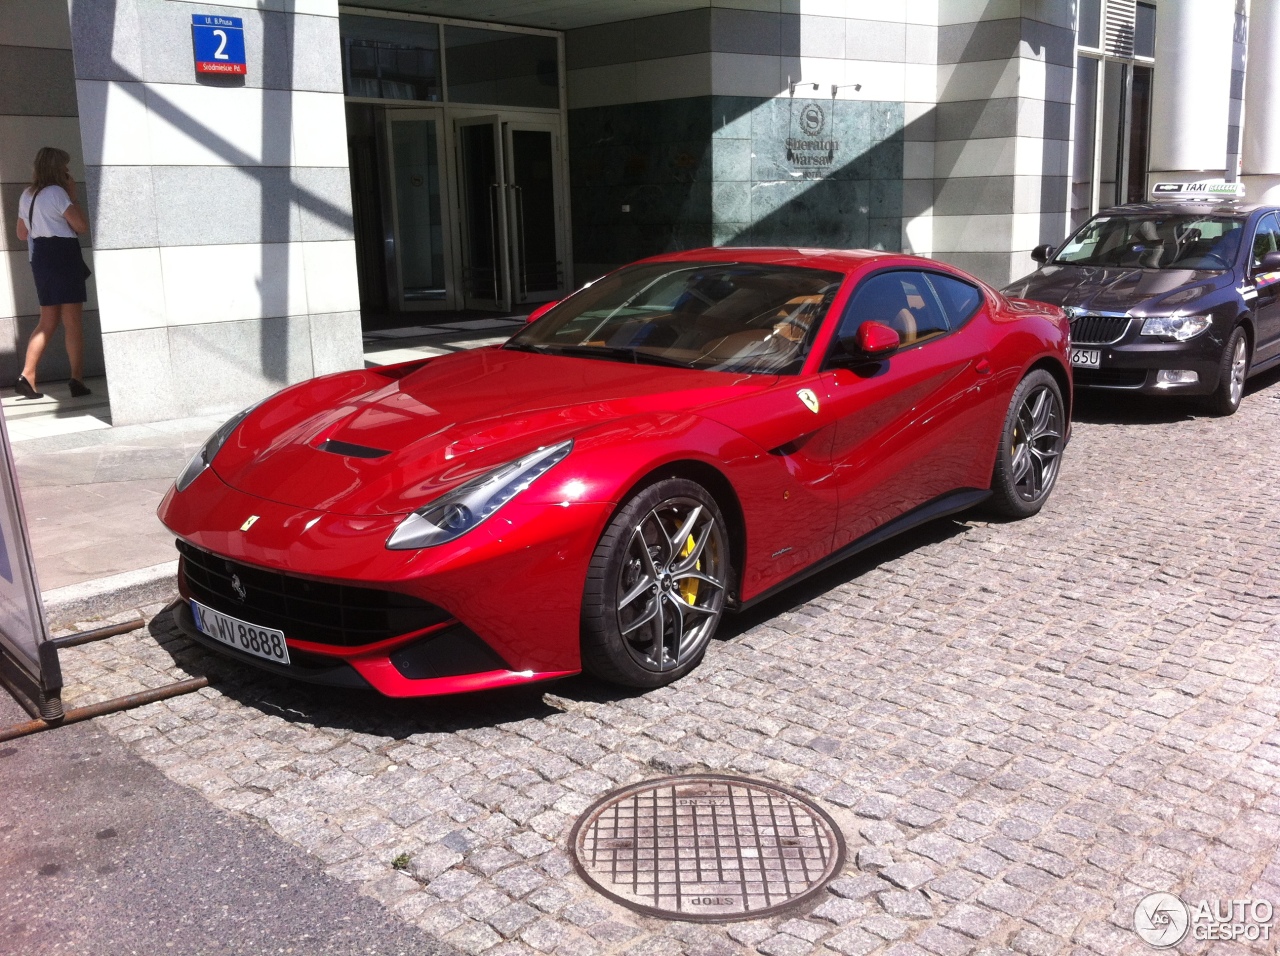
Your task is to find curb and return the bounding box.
[42,561,179,630]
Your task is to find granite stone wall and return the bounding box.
[65,0,362,426]
[0,0,104,386]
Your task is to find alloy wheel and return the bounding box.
[1229,335,1247,407]
[614,497,726,672]
[1009,385,1064,502]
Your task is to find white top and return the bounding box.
[19,185,77,260]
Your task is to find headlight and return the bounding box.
[1140,314,1213,341]
[175,405,256,492]
[386,440,573,550]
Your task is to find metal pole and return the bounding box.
[0,676,209,743]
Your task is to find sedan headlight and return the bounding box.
[1140,314,1213,341]
[175,405,256,492]
[386,440,573,550]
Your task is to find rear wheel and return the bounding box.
[581,479,728,688]
[988,369,1065,519]
[1205,325,1249,416]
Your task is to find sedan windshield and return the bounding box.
[505,262,844,375]
[1054,214,1244,271]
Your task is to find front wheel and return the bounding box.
[581,478,729,688]
[988,369,1066,519]
[1205,325,1249,416]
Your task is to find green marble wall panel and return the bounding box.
[568,94,904,273]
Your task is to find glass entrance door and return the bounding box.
[456,115,568,311]
[386,109,452,311]
[504,123,565,305]
[456,116,509,310]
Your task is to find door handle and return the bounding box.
[975,358,992,376]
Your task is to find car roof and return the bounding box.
[635,246,934,274]
[1097,201,1277,218]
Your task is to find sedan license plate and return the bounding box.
[190,599,290,665]
[1071,348,1101,369]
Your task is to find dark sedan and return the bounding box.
[1004,196,1280,414]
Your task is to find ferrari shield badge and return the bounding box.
[797,388,820,413]
[240,515,260,531]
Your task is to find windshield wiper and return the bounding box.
[534,343,692,369]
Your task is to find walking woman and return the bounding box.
[13,146,91,399]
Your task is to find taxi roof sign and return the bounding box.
[1150,180,1245,201]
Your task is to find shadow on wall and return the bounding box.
[568,5,1076,289]
[65,0,354,392]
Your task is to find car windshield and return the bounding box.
[505,261,844,375]
[1054,213,1244,271]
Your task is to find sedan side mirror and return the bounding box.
[1031,243,1055,264]
[840,320,900,358]
[1257,250,1280,274]
[526,300,559,323]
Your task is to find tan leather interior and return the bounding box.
[890,307,917,346]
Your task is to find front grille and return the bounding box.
[1074,368,1148,388]
[178,540,452,647]
[1070,314,1131,345]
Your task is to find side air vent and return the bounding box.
[318,439,390,459]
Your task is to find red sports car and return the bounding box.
[159,248,1070,697]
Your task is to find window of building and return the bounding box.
[444,27,559,110]
[340,15,441,101]
[1135,3,1157,59]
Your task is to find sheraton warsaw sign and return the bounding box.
[786,102,838,171]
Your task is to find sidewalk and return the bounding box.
[6,318,524,627]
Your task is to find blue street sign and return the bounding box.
[192,14,247,76]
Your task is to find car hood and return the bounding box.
[212,347,773,516]
[1005,264,1230,314]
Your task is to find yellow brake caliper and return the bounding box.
[678,534,699,605]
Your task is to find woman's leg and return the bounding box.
[20,305,63,390]
[61,302,84,381]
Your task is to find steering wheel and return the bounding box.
[1197,252,1230,269]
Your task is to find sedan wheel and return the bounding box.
[989,369,1065,518]
[582,479,728,687]
[1206,325,1249,416]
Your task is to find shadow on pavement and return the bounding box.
[146,514,975,735]
[1070,362,1280,425]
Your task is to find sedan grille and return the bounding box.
[1070,313,1131,345]
[177,540,452,647]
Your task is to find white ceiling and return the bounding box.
[342,0,719,31]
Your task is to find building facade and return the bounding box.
[0,0,1272,425]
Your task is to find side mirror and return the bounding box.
[1031,243,1055,264]
[1257,250,1280,274]
[526,300,558,323]
[840,320,900,358]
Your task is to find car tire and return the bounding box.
[581,478,729,688]
[1205,325,1249,416]
[988,369,1066,519]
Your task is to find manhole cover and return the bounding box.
[569,774,845,922]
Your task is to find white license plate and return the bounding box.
[191,599,290,665]
[1071,348,1101,368]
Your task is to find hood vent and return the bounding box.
[318,439,391,459]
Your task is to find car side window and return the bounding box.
[923,273,983,329]
[1251,214,1280,271]
[834,271,949,352]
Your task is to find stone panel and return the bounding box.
[0,45,78,116]
[167,314,313,415]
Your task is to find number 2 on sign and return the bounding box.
[213,29,229,59]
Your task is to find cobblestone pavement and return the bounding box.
[35,373,1280,956]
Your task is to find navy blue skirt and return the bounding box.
[30,236,88,307]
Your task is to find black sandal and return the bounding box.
[14,375,43,399]
[69,378,91,397]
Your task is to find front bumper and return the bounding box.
[160,470,612,697]
[1071,328,1224,396]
